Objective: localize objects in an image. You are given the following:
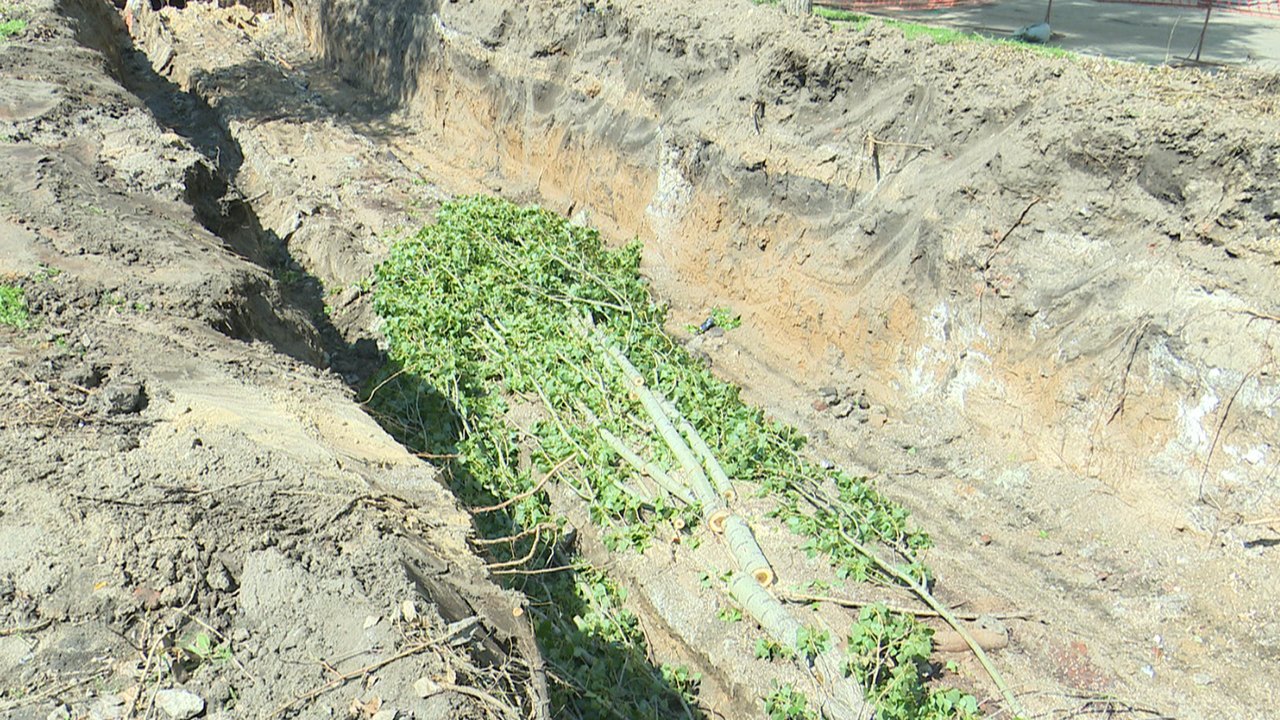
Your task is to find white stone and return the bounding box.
[413,676,442,698]
[154,689,205,720]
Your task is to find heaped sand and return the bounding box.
[2,0,1277,718]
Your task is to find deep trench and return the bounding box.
[79,2,754,717]
[62,1,1280,717]
[75,0,386,380]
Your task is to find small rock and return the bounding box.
[818,386,841,405]
[63,362,105,389]
[370,711,398,720]
[400,600,418,624]
[46,704,71,720]
[413,677,442,698]
[132,585,162,610]
[205,563,235,592]
[154,688,204,720]
[363,615,380,630]
[89,694,126,720]
[978,533,992,546]
[99,379,147,415]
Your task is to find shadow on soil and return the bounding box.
[365,364,708,719]
[96,2,707,717]
[97,3,378,377]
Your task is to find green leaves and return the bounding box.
[179,630,232,667]
[371,195,955,720]
[0,285,30,330]
[794,626,832,661]
[754,637,794,662]
[763,684,817,720]
[843,605,980,720]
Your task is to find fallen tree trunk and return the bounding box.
[729,575,872,718]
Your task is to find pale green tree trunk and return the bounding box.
[783,0,813,15]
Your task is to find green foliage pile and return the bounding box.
[764,683,818,720]
[0,284,30,329]
[0,3,27,39]
[846,605,980,719]
[369,196,974,718]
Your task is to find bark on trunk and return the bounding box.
[782,0,813,16]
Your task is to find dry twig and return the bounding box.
[472,522,559,546]
[1239,516,1280,528]
[472,455,571,514]
[779,592,1035,622]
[490,564,578,576]
[484,525,545,571]
[984,196,1042,269]
[267,638,441,718]
[0,671,110,714]
[0,619,51,637]
[440,683,522,720]
[1198,367,1255,502]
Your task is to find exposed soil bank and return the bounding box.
[288,0,1280,518]
[271,1,1280,716]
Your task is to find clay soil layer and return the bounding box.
[2,0,1278,718]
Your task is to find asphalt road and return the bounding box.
[834,0,1280,69]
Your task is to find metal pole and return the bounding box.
[1194,1,1212,62]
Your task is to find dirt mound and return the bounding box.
[1,2,542,718]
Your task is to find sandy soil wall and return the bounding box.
[282,0,1280,527]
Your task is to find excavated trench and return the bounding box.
[97,0,1280,717]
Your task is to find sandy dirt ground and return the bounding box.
[1,2,544,719]
[3,0,1279,718]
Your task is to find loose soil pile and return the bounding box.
[2,2,540,719]
[3,0,1278,718]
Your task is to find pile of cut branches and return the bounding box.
[370,196,993,719]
